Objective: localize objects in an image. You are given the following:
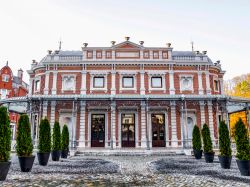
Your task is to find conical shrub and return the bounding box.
[219,121,232,156]
[38,118,51,153]
[234,118,250,160]
[61,125,69,151]
[192,125,202,151]
[201,123,213,153]
[52,121,61,151]
[16,114,33,156]
[0,106,11,162]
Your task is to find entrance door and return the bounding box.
[91,114,105,147]
[121,114,135,147]
[152,114,165,147]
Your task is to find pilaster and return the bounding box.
[170,101,178,147]
[140,70,145,95]
[51,72,58,95]
[199,101,206,126]
[198,72,204,95]
[79,101,86,147]
[140,101,147,148]
[207,101,215,141]
[169,70,175,94]
[110,101,116,148]
[81,70,87,94]
[206,71,211,95]
[50,101,56,128]
[44,72,50,95]
[111,70,116,95]
[42,101,48,118]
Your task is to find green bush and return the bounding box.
[38,118,51,153]
[234,118,250,160]
[201,123,213,153]
[219,121,232,157]
[16,114,33,156]
[52,121,61,151]
[192,125,202,150]
[61,125,69,150]
[0,106,11,162]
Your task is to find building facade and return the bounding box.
[0,63,29,140]
[27,38,228,149]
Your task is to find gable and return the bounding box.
[114,41,142,49]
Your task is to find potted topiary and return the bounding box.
[61,124,69,159]
[37,118,51,166]
[0,107,11,181]
[218,121,232,169]
[51,121,61,161]
[234,118,250,176]
[192,125,202,159]
[202,123,214,163]
[16,114,35,172]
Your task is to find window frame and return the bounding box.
[214,79,219,92]
[179,75,194,92]
[2,74,9,82]
[62,75,76,92]
[122,76,134,88]
[93,76,105,88]
[151,76,163,88]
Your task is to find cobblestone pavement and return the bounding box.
[0,154,249,186]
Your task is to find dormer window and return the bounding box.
[144,51,149,58]
[106,51,112,58]
[2,74,9,82]
[180,76,193,92]
[162,51,168,59]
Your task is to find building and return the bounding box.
[0,62,29,140]
[27,37,228,150]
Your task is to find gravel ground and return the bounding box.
[0,154,249,186]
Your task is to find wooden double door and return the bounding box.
[121,114,135,147]
[152,114,165,147]
[91,114,105,147]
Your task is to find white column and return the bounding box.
[141,101,147,148]
[110,101,116,148]
[207,101,215,141]
[44,72,50,95]
[169,71,175,94]
[219,78,224,95]
[198,72,203,95]
[200,101,206,126]
[42,101,48,118]
[51,72,58,95]
[206,71,211,95]
[170,101,178,147]
[28,78,34,96]
[140,70,145,95]
[111,71,116,95]
[50,101,56,128]
[79,101,86,147]
[81,70,87,94]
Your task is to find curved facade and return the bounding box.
[27,39,227,149]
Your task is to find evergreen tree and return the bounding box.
[201,123,213,153]
[219,121,232,156]
[52,121,61,151]
[61,125,69,150]
[192,125,202,150]
[38,118,51,153]
[16,114,33,156]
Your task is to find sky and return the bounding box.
[0,0,250,82]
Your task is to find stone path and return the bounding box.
[0,154,249,186]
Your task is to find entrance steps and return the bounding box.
[75,148,185,156]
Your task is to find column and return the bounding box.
[141,101,147,148]
[170,101,178,147]
[44,72,50,95]
[110,101,116,148]
[169,70,175,94]
[51,72,58,95]
[111,70,116,95]
[219,78,224,95]
[200,101,206,126]
[42,101,48,118]
[206,71,211,95]
[81,70,87,94]
[50,101,56,128]
[79,101,86,147]
[28,78,34,96]
[207,101,215,141]
[140,70,145,95]
[198,72,203,95]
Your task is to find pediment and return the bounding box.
[113,41,142,49]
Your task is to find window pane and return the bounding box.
[123,77,134,88]
[35,80,40,91]
[94,77,104,88]
[151,77,162,88]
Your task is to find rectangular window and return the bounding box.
[144,51,149,58]
[122,77,134,88]
[106,51,112,58]
[96,51,102,58]
[35,80,40,91]
[151,77,162,88]
[214,80,219,91]
[162,51,168,59]
[2,74,9,82]
[93,77,104,88]
[1,89,7,99]
[153,51,159,59]
[87,51,93,58]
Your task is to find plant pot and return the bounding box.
[218,155,232,169]
[61,149,69,159]
[204,152,214,163]
[51,150,61,161]
[37,152,50,166]
[0,161,11,181]
[236,160,250,176]
[18,156,35,172]
[193,149,203,159]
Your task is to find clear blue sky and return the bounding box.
[0,0,249,82]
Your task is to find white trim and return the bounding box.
[179,75,194,93]
[90,74,108,92]
[33,76,41,93]
[61,74,76,93]
[148,74,166,92]
[119,74,137,91]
